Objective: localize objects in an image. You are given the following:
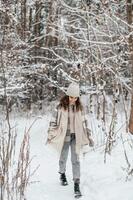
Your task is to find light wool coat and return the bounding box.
[47,107,90,155]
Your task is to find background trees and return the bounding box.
[0,0,132,114]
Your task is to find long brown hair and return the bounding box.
[58,95,83,112]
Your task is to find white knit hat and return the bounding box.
[66,83,80,97]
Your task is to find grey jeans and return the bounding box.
[59,131,80,182]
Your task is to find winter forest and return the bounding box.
[0,0,133,200]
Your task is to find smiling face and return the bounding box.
[69,96,78,105]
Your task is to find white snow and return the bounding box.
[8,98,133,200]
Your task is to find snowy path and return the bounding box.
[16,114,133,200]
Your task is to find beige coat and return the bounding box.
[46,107,90,155]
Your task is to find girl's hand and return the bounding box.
[47,138,51,144]
[88,138,94,147]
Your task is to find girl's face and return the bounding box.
[69,96,78,105]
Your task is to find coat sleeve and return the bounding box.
[47,105,60,142]
[81,108,94,147]
[49,106,59,129]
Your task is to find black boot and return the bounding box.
[74,182,82,198]
[60,173,68,186]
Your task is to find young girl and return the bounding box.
[46,82,94,198]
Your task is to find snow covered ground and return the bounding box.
[9,106,132,199]
[3,96,133,200]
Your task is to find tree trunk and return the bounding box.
[21,0,27,40]
[29,7,32,31]
[45,0,58,48]
[127,0,133,133]
[44,0,59,97]
[34,1,42,63]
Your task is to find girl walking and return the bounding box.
[46,83,94,198]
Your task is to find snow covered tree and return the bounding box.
[0,0,132,113]
[127,0,133,134]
